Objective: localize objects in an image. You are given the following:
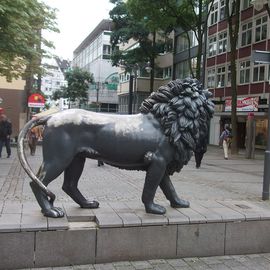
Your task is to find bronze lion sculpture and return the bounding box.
[18,78,214,218]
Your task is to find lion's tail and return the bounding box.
[17,115,55,201]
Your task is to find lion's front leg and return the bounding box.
[159,174,190,208]
[142,153,167,215]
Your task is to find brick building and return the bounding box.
[206,0,269,149]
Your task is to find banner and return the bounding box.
[225,97,259,112]
[28,93,45,108]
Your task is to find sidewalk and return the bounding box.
[0,145,267,204]
[0,145,270,270]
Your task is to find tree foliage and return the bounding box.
[109,0,172,91]
[0,0,58,81]
[53,67,93,105]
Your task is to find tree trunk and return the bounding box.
[150,31,156,92]
[226,0,240,154]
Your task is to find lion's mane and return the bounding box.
[140,78,215,174]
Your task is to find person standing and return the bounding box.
[28,123,43,156]
[219,125,232,160]
[0,114,12,158]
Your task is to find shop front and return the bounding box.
[211,96,268,149]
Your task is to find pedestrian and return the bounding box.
[219,124,232,160]
[0,114,12,158]
[28,121,43,156]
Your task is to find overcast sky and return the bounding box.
[43,0,114,61]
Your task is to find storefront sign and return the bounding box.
[28,93,45,108]
[225,97,259,112]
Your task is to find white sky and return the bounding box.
[42,0,114,61]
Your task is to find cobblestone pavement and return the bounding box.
[19,253,270,270]
[0,145,267,205]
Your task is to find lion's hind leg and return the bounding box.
[159,174,189,208]
[62,155,99,209]
[30,162,66,218]
[142,153,167,215]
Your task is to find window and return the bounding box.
[239,60,250,84]
[242,0,251,10]
[175,60,190,79]
[255,16,267,42]
[216,66,226,87]
[218,32,227,54]
[253,63,265,82]
[176,34,189,53]
[163,67,172,79]
[210,3,218,25]
[103,45,111,55]
[241,21,252,47]
[208,36,217,57]
[207,68,215,88]
[227,65,231,86]
[220,0,226,21]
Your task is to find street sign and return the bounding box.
[251,50,270,64]
[28,93,45,108]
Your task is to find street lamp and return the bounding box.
[119,61,152,114]
[252,0,270,200]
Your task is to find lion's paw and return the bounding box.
[80,200,99,209]
[145,203,166,215]
[42,207,65,218]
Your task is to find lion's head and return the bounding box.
[140,78,215,174]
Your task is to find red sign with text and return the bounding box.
[28,93,45,108]
[225,97,259,112]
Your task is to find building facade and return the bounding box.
[0,77,26,139]
[118,36,173,114]
[206,0,269,149]
[41,57,70,109]
[73,19,118,113]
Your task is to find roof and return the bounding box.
[73,19,113,56]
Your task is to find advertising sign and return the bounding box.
[28,93,45,108]
[225,97,259,112]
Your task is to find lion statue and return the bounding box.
[17,78,214,218]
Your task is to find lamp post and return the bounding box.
[252,0,270,200]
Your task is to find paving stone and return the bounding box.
[217,200,264,221]
[93,264,116,270]
[2,200,22,214]
[22,201,42,216]
[95,212,123,228]
[73,265,95,270]
[184,260,209,270]
[35,229,96,267]
[148,259,168,265]
[177,223,225,257]
[21,214,48,231]
[131,261,153,269]
[96,225,177,263]
[164,206,190,225]
[125,201,168,226]
[113,261,132,267]
[190,202,223,223]
[200,203,245,222]
[63,203,95,222]
[199,257,222,265]
[225,220,270,255]
[0,231,34,269]
[166,258,189,267]
[47,215,69,230]
[207,264,231,270]
[115,266,136,270]
[175,208,207,224]
[0,213,21,232]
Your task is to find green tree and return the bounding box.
[109,0,171,92]
[225,0,241,154]
[0,0,58,81]
[54,67,94,107]
[127,0,214,81]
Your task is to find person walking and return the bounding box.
[0,114,12,158]
[28,123,43,156]
[219,124,232,160]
